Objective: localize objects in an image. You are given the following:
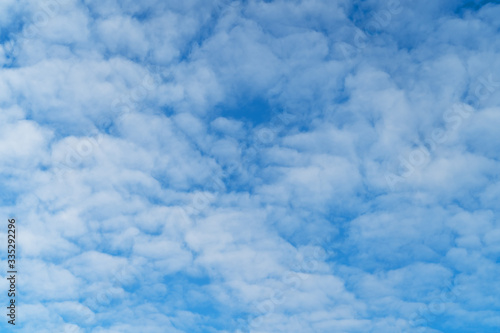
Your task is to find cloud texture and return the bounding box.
[1,0,500,332]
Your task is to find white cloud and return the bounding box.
[1,0,500,332]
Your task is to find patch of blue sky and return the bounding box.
[216,95,274,126]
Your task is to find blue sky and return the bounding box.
[0,0,500,332]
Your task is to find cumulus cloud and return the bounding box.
[0,0,499,332]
